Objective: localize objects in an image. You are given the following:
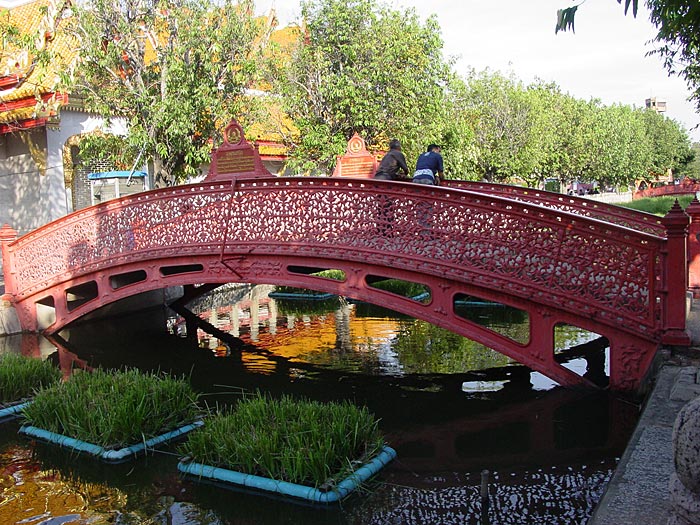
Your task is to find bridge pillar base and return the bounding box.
[0,294,21,335]
[662,329,692,347]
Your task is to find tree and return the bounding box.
[639,108,693,179]
[437,75,478,180]
[683,142,700,179]
[458,70,540,184]
[647,0,700,113]
[66,0,268,186]
[267,0,452,174]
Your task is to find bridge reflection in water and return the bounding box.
[171,284,632,473]
[1,281,637,524]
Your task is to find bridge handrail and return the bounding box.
[443,180,665,235]
[2,177,668,340]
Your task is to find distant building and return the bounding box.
[646,97,667,113]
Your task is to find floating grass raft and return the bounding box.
[20,368,202,463]
[178,394,395,503]
[0,353,61,422]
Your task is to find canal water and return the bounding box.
[0,284,640,525]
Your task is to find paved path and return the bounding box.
[589,301,700,524]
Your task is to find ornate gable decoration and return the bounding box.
[205,120,273,181]
[332,133,377,178]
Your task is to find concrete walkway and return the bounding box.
[589,303,700,524]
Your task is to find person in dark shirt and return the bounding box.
[412,144,444,185]
[374,139,410,181]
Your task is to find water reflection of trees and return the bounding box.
[393,319,512,374]
[274,296,343,316]
[454,301,530,344]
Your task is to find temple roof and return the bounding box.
[0,0,76,129]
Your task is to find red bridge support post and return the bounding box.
[0,224,17,297]
[685,197,700,299]
[661,201,691,345]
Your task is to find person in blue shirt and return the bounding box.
[412,144,444,185]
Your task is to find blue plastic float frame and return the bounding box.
[178,445,397,504]
[268,292,335,300]
[19,420,204,463]
[0,401,29,423]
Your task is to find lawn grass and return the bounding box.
[22,368,200,449]
[369,278,428,299]
[274,296,342,316]
[0,353,61,405]
[180,394,386,488]
[617,194,695,216]
[273,269,346,296]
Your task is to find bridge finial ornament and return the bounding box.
[205,119,272,182]
[0,224,17,243]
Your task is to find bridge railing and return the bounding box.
[443,180,665,235]
[1,177,677,343]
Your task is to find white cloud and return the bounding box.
[257,0,700,141]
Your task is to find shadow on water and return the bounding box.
[0,285,643,524]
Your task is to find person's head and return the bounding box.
[389,139,401,150]
[426,144,441,153]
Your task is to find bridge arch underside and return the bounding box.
[19,251,657,392]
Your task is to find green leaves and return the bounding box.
[555,5,578,34]
[267,0,452,173]
[619,0,639,16]
[446,70,691,189]
[69,0,265,185]
[556,1,638,34]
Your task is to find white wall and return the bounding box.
[0,111,127,276]
[48,110,129,214]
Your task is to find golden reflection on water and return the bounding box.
[0,445,106,524]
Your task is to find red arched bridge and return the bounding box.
[1,122,699,392]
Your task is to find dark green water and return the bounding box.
[0,284,640,524]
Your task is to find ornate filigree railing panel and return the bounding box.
[444,181,665,235]
[5,178,666,338]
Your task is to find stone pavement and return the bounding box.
[589,302,700,525]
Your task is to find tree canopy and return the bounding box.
[67,0,268,185]
[61,0,693,191]
[265,0,453,173]
[445,70,692,189]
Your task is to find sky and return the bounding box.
[255,0,700,143]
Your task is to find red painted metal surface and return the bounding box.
[331,133,378,178]
[633,180,700,200]
[687,198,700,298]
[0,175,688,391]
[204,120,273,181]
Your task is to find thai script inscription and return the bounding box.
[217,150,255,174]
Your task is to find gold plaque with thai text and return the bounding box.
[217,150,255,174]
